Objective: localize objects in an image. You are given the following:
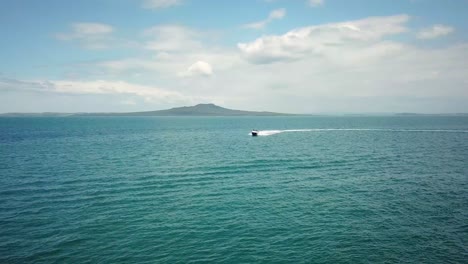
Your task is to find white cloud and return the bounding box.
[142,0,182,9]
[97,23,240,81]
[99,58,160,72]
[89,16,467,113]
[308,0,324,7]
[55,23,114,49]
[417,24,454,39]
[215,43,467,113]
[114,25,237,81]
[238,15,410,63]
[53,80,188,102]
[0,78,54,93]
[244,8,286,30]
[143,25,202,51]
[0,78,181,100]
[269,8,286,19]
[98,49,239,80]
[0,78,222,112]
[70,23,113,35]
[33,15,468,113]
[180,61,213,77]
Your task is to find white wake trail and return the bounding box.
[253,128,468,136]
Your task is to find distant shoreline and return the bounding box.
[1,103,468,117]
[1,113,467,117]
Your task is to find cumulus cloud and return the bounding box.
[244,8,286,30]
[55,23,114,49]
[97,24,240,80]
[417,24,454,39]
[213,43,467,113]
[37,15,468,113]
[142,0,182,9]
[180,61,213,77]
[308,0,324,7]
[238,14,410,63]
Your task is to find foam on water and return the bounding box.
[254,128,468,136]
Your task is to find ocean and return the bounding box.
[1,116,467,263]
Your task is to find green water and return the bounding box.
[1,116,467,263]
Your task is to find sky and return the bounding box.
[0,0,467,113]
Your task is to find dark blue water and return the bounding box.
[1,116,467,263]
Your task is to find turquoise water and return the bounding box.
[1,116,467,263]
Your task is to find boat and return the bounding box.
[251,130,258,136]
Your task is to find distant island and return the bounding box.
[0,104,293,117]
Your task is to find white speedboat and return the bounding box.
[251,130,258,136]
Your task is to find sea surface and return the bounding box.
[1,116,467,263]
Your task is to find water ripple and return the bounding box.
[1,116,467,263]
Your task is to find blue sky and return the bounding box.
[0,0,467,113]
